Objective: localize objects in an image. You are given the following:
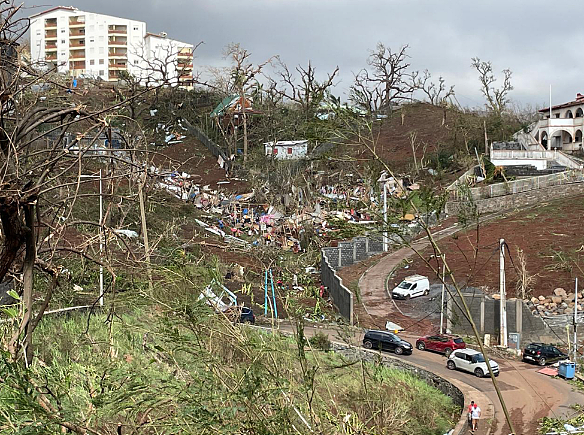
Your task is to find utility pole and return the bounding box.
[575,278,578,362]
[500,239,507,347]
[440,255,446,334]
[99,169,104,306]
[383,182,388,251]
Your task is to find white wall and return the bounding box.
[29,7,188,86]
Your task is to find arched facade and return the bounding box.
[540,131,548,149]
[534,94,584,152]
[550,129,572,149]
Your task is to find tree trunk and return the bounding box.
[138,172,153,293]
[0,199,26,283]
[22,203,35,364]
[242,91,248,162]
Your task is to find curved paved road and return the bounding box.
[280,323,584,435]
[355,221,584,435]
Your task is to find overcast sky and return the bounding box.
[24,0,583,109]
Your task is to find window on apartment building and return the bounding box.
[36,30,40,35]
[90,59,95,65]
[99,35,104,41]
[555,113,560,118]
[89,38,94,43]
[133,26,138,31]
[61,40,65,44]
[99,59,104,64]
[134,60,139,64]
[60,52,65,56]
[89,25,94,31]
[99,47,104,54]
[273,148,278,154]
[99,70,104,76]
[61,29,65,33]
[90,47,95,54]
[287,148,293,155]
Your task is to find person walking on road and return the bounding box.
[467,401,474,427]
[470,403,481,432]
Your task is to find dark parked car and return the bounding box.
[522,343,568,366]
[362,330,413,355]
[416,334,466,356]
[239,307,255,324]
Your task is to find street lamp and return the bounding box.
[377,171,389,252]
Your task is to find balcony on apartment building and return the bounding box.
[69,49,86,60]
[45,43,57,51]
[45,18,57,29]
[69,39,85,48]
[108,36,127,46]
[108,70,122,80]
[45,53,57,61]
[69,60,86,70]
[177,61,193,69]
[177,50,193,59]
[108,25,127,35]
[69,16,86,27]
[108,50,128,59]
[69,28,86,38]
[108,61,127,70]
[45,30,57,40]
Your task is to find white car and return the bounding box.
[446,349,499,378]
[391,275,430,300]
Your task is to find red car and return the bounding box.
[415,334,466,356]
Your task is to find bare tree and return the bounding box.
[350,43,418,114]
[223,43,274,162]
[417,69,455,106]
[271,59,339,119]
[471,57,513,116]
[133,39,203,88]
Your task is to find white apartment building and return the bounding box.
[29,6,194,88]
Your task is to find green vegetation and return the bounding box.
[0,302,457,434]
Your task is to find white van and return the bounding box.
[391,275,430,300]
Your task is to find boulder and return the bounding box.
[567,293,575,301]
[561,302,569,309]
[551,296,563,304]
[549,302,557,309]
[566,307,574,315]
[554,288,567,298]
[538,295,546,301]
[542,298,552,304]
[531,297,540,304]
[537,305,545,311]
[569,302,575,308]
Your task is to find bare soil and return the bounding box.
[392,195,584,299]
[152,137,249,193]
[344,102,467,187]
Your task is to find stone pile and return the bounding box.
[528,287,583,316]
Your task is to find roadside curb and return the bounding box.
[448,378,495,435]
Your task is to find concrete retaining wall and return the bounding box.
[447,178,584,214]
[321,252,354,324]
[447,292,574,344]
[321,236,385,324]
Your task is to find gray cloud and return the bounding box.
[24,0,583,109]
